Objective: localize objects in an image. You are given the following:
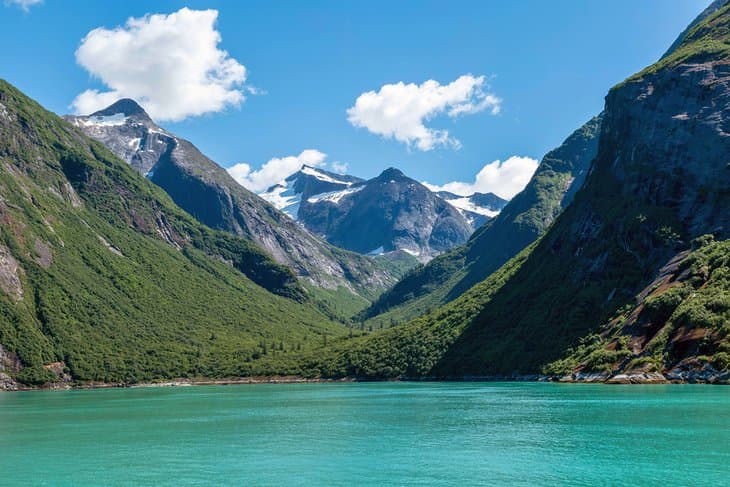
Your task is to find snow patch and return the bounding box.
[79,113,129,127]
[260,167,360,218]
[401,248,421,257]
[306,185,364,204]
[446,197,500,218]
[260,184,301,219]
[127,137,141,151]
[300,166,350,185]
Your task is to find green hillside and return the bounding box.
[0,80,344,386]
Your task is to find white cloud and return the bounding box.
[346,74,501,151]
[423,156,539,200]
[4,0,42,11]
[228,150,328,192]
[330,161,349,174]
[71,8,248,121]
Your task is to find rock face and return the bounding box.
[0,244,23,301]
[0,344,20,390]
[66,102,400,297]
[261,165,503,261]
[297,168,474,262]
[67,99,161,175]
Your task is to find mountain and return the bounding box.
[262,165,499,261]
[361,115,602,327]
[293,3,730,382]
[261,165,364,220]
[65,102,405,301]
[434,191,507,228]
[298,167,473,261]
[0,80,346,389]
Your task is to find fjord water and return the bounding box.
[1,383,728,486]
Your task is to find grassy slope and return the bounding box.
[0,80,345,385]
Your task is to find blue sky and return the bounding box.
[1,0,710,197]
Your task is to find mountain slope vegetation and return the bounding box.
[295,3,730,381]
[0,80,345,386]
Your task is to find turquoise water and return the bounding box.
[0,383,728,486]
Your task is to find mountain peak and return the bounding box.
[377,167,406,181]
[91,98,151,121]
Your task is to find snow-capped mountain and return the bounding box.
[66,99,172,176]
[261,165,364,219]
[65,100,402,296]
[435,191,508,228]
[262,165,506,262]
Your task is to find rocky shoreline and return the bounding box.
[0,375,357,392]
[2,369,729,392]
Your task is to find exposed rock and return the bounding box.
[666,361,730,384]
[97,234,124,256]
[0,244,23,301]
[0,101,10,122]
[605,372,667,384]
[0,373,17,391]
[33,238,53,268]
[44,361,73,383]
[0,345,20,391]
[0,344,21,373]
[62,182,83,208]
[558,372,610,382]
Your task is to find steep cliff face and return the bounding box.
[67,103,402,298]
[361,115,602,326]
[301,4,730,381]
